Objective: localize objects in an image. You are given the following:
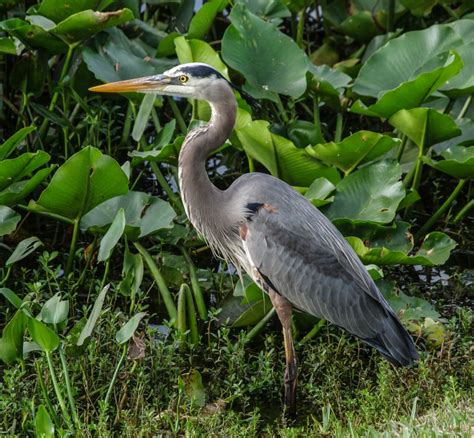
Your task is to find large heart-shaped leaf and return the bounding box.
[326,160,405,223]
[51,8,133,44]
[353,20,474,99]
[423,146,474,179]
[351,51,463,118]
[306,131,400,174]
[36,0,102,23]
[0,18,67,53]
[236,120,339,186]
[83,28,176,83]
[389,108,461,148]
[434,118,474,153]
[29,146,128,221]
[348,231,456,266]
[187,0,227,39]
[81,191,176,240]
[0,206,20,237]
[222,2,308,99]
[308,64,351,109]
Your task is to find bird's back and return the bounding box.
[227,173,418,366]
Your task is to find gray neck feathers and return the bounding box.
[178,81,237,245]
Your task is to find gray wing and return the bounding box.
[235,174,418,366]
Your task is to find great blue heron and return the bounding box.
[90,63,418,416]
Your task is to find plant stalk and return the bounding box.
[149,162,184,214]
[66,219,80,275]
[245,307,276,342]
[185,285,199,345]
[334,112,343,142]
[59,347,81,430]
[39,44,75,139]
[298,319,326,346]
[416,179,466,239]
[133,242,177,322]
[45,351,73,430]
[296,9,305,48]
[167,97,187,134]
[182,249,207,320]
[454,198,473,223]
[104,345,127,407]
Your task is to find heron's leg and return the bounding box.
[268,289,297,418]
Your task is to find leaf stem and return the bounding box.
[416,179,466,239]
[133,242,177,323]
[313,95,324,142]
[387,0,395,33]
[45,351,73,430]
[66,219,80,275]
[275,95,289,123]
[244,307,276,342]
[104,345,127,407]
[167,97,187,134]
[334,112,343,142]
[298,319,326,346]
[35,360,61,427]
[59,346,81,430]
[396,134,408,162]
[296,9,305,48]
[149,162,184,214]
[185,285,199,344]
[457,95,472,120]
[182,249,207,320]
[454,198,473,223]
[39,44,75,139]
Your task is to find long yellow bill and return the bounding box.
[89,75,169,93]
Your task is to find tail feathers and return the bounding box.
[365,315,419,367]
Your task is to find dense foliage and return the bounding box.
[0,0,472,436]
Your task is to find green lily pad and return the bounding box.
[400,0,437,16]
[236,120,340,186]
[423,145,474,179]
[306,131,400,174]
[237,0,290,20]
[0,151,52,206]
[0,36,16,54]
[326,160,405,223]
[0,18,67,53]
[304,177,335,207]
[389,108,461,148]
[29,146,128,221]
[337,220,413,253]
[36,0,101,23]
[51,8,133,44]
[353,20,474,99]
[351,51,463,118]
[347,231,456,266]
[81,191,176,240]
[222,3,308,99]
[83,28,176,83]
[308,64,351,109]
[434,118,474,153]
[0,206,20,237]
[187,0,227,39]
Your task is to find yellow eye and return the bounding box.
[178,75,188,83]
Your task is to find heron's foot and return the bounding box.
[284,357,297,419]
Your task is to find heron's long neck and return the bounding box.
[178,88,237,235]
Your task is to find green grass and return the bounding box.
[1,277,472,437]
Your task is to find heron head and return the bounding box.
[89,62,230,101]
